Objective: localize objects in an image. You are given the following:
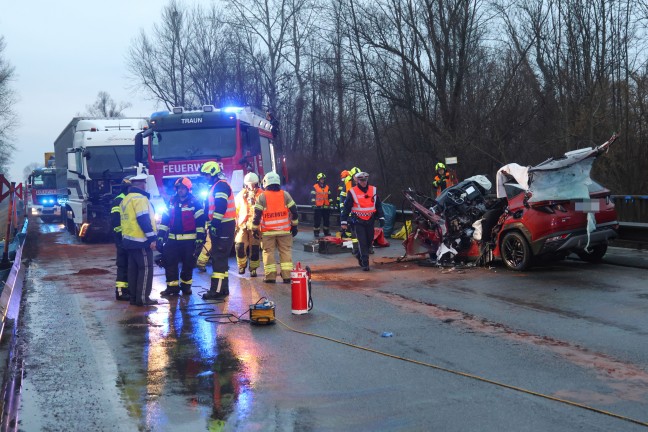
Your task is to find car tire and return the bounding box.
[576,244,607,263]
[501,231,532,271]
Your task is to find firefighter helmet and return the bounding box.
[354,171,369,181]
[340,170,350,179]
[244,172,259,186]
[349,167,361,177]
[174,177,192,191]
[200,161,222,177]
[316,173,326,181]
[435,162,446,171]
[263,171,281,187]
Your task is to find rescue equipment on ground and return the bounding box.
[249,297,276,325]
[291,262,313,314]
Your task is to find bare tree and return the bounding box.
[84,91,132,117]
[23,162,41,180]
[127,0,196,109]
[0,35,17,175]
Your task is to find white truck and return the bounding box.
[54,118,148,240]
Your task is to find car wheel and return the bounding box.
[576,244,607,263]
[501,231,532,271]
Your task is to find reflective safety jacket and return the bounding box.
[341,184,385,225]
[111,192,126,238]
[120,187,157,249]
[349,185,377,220]
[337,176,353,207]
[207,179,236,229]
[252,189,299,236]
[158,194,206,240]
[311,183,330,208]
[235,187,262,229]
[433,172,455,197]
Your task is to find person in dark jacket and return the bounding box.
[157,177,206,296]
[111,177,131,301]
[340,171,385,271]
[120,173,158,306]
[200,161,236,300]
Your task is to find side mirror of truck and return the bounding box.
[135,132,144,164]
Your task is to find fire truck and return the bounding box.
[135,105,285,210]
[27,167,61,223]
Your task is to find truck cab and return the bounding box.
[64,118,148,240]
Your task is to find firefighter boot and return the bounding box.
[313,229,320,238]
[323,228,331,236]
[180,281,192,295]
[250,269,257,277]
[238,267,246,275]
[161,283,181,297]
[203,277,229,300]
[115,288,130,302]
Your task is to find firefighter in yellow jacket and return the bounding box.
[310,172,331,237]
[234,172,263,277]
[251,172,299,283]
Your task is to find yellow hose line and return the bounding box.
[276,318,648,428]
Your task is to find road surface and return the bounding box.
[7,218,648,431]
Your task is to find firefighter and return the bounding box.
[340,171,385,271]
[200,161,236,300]
[120,173,158,306]
[251,172,299,283]
[234,172,263,277]
[157,177,206,296]
[337,170,351,209]
[111,176,131,301]
[311,173,331,237]
[433,162,455,197]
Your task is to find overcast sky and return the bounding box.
[1,1,170,182]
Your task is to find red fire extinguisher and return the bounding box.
[291,262,313,315]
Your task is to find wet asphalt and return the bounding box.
[9,218,648,431]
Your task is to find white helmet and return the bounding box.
[354,171,369,181]
[244,172,259,186]
[263,171,281,187]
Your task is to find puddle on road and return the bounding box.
[378,291,648,404]
[117,300,253,430]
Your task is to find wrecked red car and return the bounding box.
[403,134,619,271]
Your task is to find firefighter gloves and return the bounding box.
[156,237,165,253]
[291,226,299,237]
[209,225,219,238]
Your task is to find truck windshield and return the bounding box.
[32,173,57,189]
[86,146,134,177]
[150,127,237,161]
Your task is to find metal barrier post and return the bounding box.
[2,182,15,263]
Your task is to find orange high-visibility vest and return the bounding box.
[313,184,330,207]
[236,188,262,226]
[349,185,377,220]
[208,180,236,221]
[261,190,291,232]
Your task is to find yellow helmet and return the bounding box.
[316,172,326,181]
[200,161,222,177]
[435,162,446,171]
[349,167,361,177]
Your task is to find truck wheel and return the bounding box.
[501,231,532,271]
[576,244,607,263]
